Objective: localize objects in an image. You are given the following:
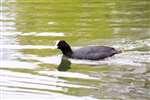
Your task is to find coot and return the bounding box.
[57,40,121,60]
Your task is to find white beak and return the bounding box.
[54,40,60,48]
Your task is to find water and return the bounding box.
[1,0,150,100]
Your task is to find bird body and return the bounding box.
[72,46,118,60]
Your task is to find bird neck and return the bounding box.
[61,46,73,57]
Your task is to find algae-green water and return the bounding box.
[1,0,150,100]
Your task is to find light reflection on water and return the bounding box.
[2,91,98,100]
[1,0,150,100]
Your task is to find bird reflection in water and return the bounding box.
[57,56,71,71]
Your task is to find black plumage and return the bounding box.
[57,40,121,60]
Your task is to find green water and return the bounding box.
[1,0,150,100]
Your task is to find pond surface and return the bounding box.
[1,0,150,100]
